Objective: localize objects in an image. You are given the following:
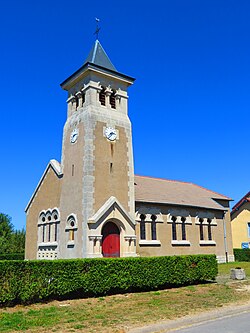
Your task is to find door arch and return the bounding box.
[102,221,120,257]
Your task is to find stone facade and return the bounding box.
[135,201,234,263]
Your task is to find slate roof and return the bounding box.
[135,175,231,211]
[84,40,117,71]
[61,40,134,90]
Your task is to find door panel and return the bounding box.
[102,222,120,257]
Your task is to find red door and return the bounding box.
[102,222,120,257]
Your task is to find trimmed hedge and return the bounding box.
[234,249,250,262]
[0,253,24,261]
[0,254,217,306]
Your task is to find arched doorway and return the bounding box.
[102,222,120,257]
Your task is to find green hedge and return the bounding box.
[234,249,250,262]
[0,254,217,306]
[0,253,24,260]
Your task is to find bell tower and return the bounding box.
[58,40,136,258]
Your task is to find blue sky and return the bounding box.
[1,0,249,230]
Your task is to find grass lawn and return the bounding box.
[1,262,250,333]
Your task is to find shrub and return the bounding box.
[0,254,217,306]
[0,253,24,260]
[234,249,250,262]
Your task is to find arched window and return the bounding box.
[140,214,146,240]
[75,95,79,109]
[172,216,177,241]
[66,215,77,244]
[99,86,106,106]
[37,209,60,260]
[207,218,212,241]
[52,209,59,242]
[151,215,157,240]
[109,89,116,109]
[181,217,186,241]
[82,92,85,106]
[199,218,204,240]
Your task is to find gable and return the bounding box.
[25,160,63,213]
[88,196,135,227]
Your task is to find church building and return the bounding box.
[25,40,234,263]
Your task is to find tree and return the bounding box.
[0,213,14,253]
[9,229,26,253]
[0,213,25,254]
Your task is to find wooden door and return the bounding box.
[102,222,120,257]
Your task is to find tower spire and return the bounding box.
[94,17,100,40]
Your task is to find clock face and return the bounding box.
[105,127,117,141]
[70,128,79,143]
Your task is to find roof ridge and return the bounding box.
[135,174,231,200]
[135,174,192,185]
[91,40,99,63]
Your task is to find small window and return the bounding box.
[199,218,204,241]
[75,95,79,109]
[172,216,177,241]
[42,225,45,242]
[66,215,77,244]
[151,215,157,240]
[82,93,85,105]
[181,217,186,241]
[54,223,58,242]
[110,90,116,109]
[140,214,146,240]
[207,218,212,241]
[48,224,51,242]
[99,86,106,106]
[69,229,74,241]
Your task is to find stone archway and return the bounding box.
[102,221,120,257]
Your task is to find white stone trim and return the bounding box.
[124,235,137,241]
[89,235,103,241]
[38,207,60,225]
[65,213,78,230]
[139,240,161,246]
[167,213,192,224]
[199,240,216,246]
[195,217,217,225]
[88,196,135,226]
[171,240,191,246]
[38,242,58,247]
[135,209,164,223]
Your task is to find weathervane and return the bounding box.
[94,18,101,40]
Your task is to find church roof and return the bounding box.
[61,40,134,90]
[135,175,231,211]
[84,40,117,71]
